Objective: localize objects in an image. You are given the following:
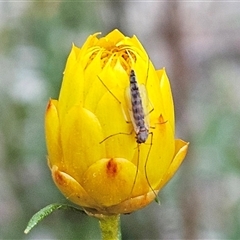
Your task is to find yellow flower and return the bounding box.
[45,29,189,215]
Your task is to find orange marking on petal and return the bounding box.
[159,114,167,124]
[46,100,52,111]
[106,158,118,177]
[54,170,67,186]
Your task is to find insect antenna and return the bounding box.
[97,76,121,104]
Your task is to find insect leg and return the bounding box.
[144,132,160,203]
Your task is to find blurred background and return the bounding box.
[1,1,240,239]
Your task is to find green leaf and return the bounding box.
[24,203,85,234]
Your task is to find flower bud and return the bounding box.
[45,29,189,215]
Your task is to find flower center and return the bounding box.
[88,45,137,72]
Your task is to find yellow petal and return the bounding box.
[107,190,159,214]
[144,66,164,119]
[58,46,84,121]
[157,69,175,133]
[80,46,102,78]
[80,32,101,57]
[104,29,126,45]
[157,139,189,190]
[45,99,61,168]
[60,105,104,183]
[63,44,81,74]
[130,35,149,56]
[51,165,99,208]
[82,158,149,207]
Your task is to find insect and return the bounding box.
[99,65,158,199]
[126,69,157,199]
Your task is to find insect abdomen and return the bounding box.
[129,70,149,143]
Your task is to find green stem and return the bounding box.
[99,214,121,240]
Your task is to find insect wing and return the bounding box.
[138,84,150,129]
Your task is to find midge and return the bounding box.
[127,69,156,195]
[99,67,158,200]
